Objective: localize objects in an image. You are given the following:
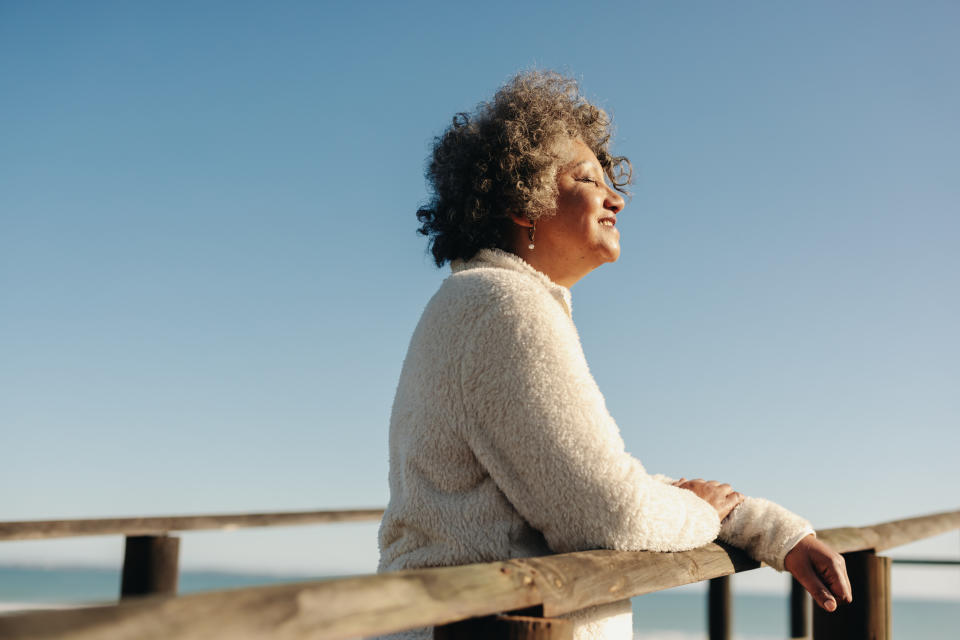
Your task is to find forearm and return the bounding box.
[651,474,812,570]
[717,497,814,571]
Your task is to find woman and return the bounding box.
[377,71,851,639]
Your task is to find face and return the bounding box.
[531,139,625,286]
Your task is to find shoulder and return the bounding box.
[409,252,578,364]
[420,268,562,339]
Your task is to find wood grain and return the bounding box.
[1,510,956,640]
[0,509,384,541]
[812,550,891,640]
[511,542,758,617]
[816,509,960,554]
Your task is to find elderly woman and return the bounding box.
[377,71,851,639]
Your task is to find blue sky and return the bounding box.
[2,1,958,597]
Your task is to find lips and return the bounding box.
[599,216,617,227]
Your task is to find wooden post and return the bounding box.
[708,575,731,640]
[813,550,891,640]
[120,534,180,599]
[791,577,810,638]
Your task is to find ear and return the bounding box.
[509,211,534,228]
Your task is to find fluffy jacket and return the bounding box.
[376,249,813,639]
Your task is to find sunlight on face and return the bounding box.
[531,140,626,286]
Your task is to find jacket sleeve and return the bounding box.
[718,499,814,571]
[650,475,814,571]
[457,281,721,554]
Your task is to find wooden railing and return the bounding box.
[0,509,384,599]
[0,509,957,640]
[0,509,386,540]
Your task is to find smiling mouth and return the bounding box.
[599,218,616,227]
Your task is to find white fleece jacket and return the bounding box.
[376,249,812,640]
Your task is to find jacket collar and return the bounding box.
[451,248,572,317]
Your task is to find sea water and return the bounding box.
[1,566,957,639]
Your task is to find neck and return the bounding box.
[510,241,585,288]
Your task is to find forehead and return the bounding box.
[558,139,602,173]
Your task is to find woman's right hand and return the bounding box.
[784,534,852,612]
[672,478,745,521]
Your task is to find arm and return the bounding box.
[653,476,851,610]
[653,473,813,570]
[457,280,721,554]
[722,498,852,610]
[717,497,815,570]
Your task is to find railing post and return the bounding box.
[708,575,731,640]
[120,534,180,599]
[813,549,890,640]
[791,576,810,638]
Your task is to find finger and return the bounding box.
[817,553,852,603]
[713,491,741,521]
[841,561,853,603]
[796,561,838,612]
[727,492,743,512]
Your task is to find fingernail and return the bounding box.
[825,599,837,612]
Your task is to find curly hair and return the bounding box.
[416,70,632,267]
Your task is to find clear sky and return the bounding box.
[2,1,958,598]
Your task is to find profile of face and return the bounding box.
[516,139,626,287]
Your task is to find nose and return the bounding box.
[604,185,625,214]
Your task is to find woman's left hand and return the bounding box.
[783,534,853,612]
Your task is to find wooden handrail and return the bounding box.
[815,509,960,553]
[1,509,957,640]
[0,509,385,541]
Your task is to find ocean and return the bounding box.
[1,566,957,639]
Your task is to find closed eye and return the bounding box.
[576,177,600,186]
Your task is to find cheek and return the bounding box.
[541,209,579,240]
[546,192,598,244]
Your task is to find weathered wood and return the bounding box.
[708,575,731,640]
[816,509,960,554]
[0,509,384,541]
[0,544,755,640]
[512,542,758,617]
[434,611,572,640]
[0,560,542,640]
[790,576,810,639]
[1,510,956,640]
[813,550,891,640]
[3,507,953,545]
[120,535,180,598]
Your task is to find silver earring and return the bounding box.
[527,222,536,250]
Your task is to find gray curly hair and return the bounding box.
[416,70,632,266]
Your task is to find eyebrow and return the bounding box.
[568,160,602,173]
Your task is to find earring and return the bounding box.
[527,222,536,250]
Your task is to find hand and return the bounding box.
[783,534,853,612]
[671,478,744,521]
